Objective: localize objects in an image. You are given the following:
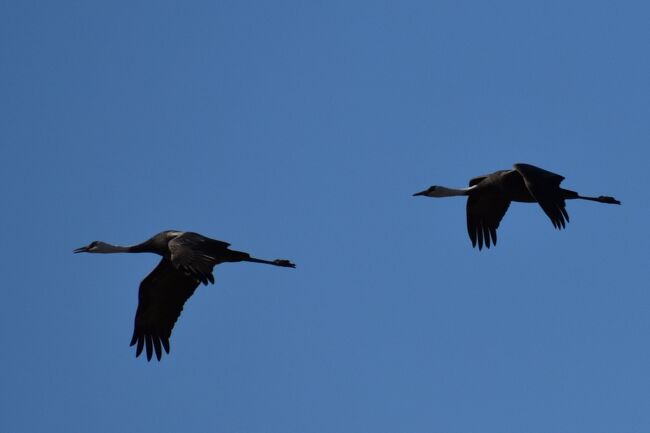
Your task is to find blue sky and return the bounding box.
[1,1,649,432]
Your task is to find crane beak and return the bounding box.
[73,245,90,254]
[413,190,427,196]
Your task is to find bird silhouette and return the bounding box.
[74,231,295,361]
[414,163,620,249]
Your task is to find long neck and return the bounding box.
[96,240,159,254]
[95,243,132,254]
[126,241,157,253]
[435,186,474,197]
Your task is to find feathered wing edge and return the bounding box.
[130,258,201,361]
[513,163,570,230]
[466,194,511,250]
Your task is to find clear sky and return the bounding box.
[1,1,649,432]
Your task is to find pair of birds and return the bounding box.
[75,163,620,361]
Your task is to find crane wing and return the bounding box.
[469,170,510,187]
[468,175,488,187]
[130,258,200,361]
[513,163,570,229]
[168,232,232,285]
[466,191,511,250]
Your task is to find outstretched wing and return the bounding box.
[130,258,201,361]
[466,191,511,250]
[468,175,488,187]
[513,163,570,229]
[168,232,233,285]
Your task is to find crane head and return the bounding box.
[413,186,441,197]
[73,241,111,253]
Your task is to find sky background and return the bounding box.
[1,1,649,432]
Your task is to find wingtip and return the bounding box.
[131,334,167,361]
[145,335,154,361]
[153,336,163,361]
[135,336,144,358]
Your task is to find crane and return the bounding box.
[413,163,620,249]
[74,230,295,361]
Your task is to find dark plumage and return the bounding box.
[74,231,295,361]
[414,163,621,249]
